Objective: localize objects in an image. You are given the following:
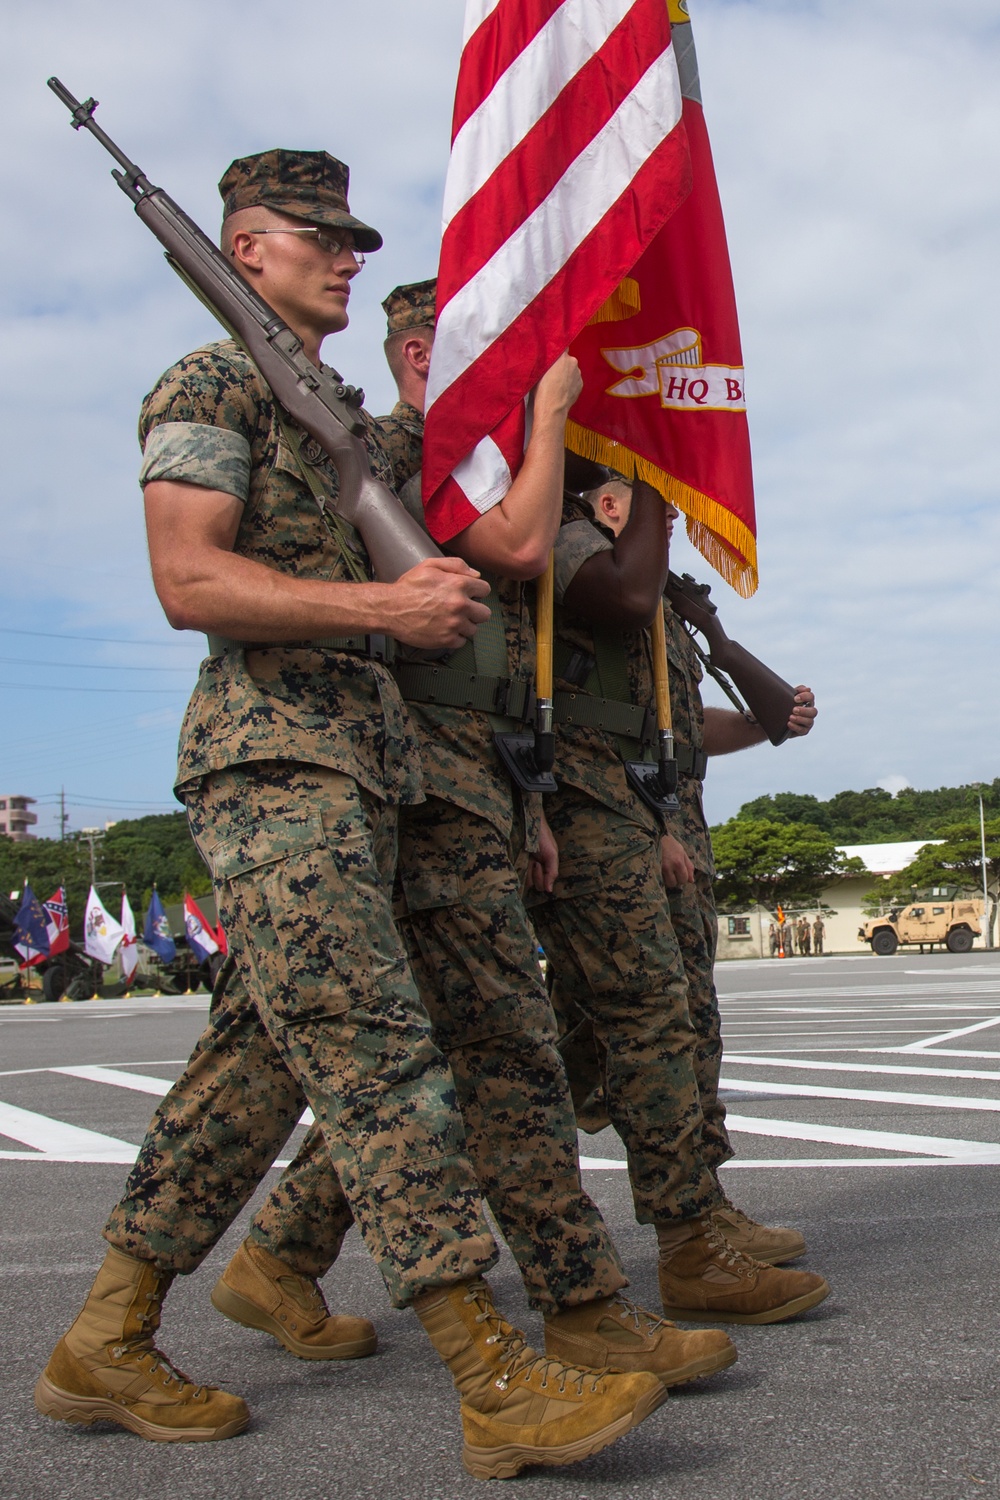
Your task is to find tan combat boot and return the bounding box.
[545,1293,737,1388]
[34,1246,249,1442]
[712,1194,807,1266]
[211,1239,377,1361]
[415,1277,667,1480]
[657,1217,829,1325]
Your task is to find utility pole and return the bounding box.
[59,787,68,842]
[80,828,104,886]
[979,791,992,949]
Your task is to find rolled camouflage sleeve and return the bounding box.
[137,343,260,502]
[553,519,613,604]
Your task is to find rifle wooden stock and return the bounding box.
[48,78,440,583]
[664,571,797,747]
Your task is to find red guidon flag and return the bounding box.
[423,0,692,542]
[567,0,758,595]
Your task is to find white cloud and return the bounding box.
[878,774,913,797]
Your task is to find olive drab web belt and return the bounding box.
[552,640,707,780]
[391,572,533,731]
[205,632,393,661]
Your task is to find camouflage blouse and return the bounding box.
[552,500,713,874]
[374,400,425,494]
[139,339,421,805]
[372,408,537,844]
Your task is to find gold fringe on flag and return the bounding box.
[586,278,642,325]
[564,419,759,597]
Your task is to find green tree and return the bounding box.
[711,818,865,911]
[0,812,210,942]
[737,792,832,831]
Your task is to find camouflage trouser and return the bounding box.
[529,785,721,1225]
[104,762,498,1308]
[250,794,626,1317]
[666,872,733,1174]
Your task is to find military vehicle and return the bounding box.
[859,898,983,956]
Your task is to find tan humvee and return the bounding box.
[859,899,983,956]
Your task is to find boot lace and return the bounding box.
[114,1269,206,1398]
[463,1285,603,1396]
[610,1294,672,1336]
[703,1217,767,1274]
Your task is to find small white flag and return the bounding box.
[84,886,125,965]
[120,892,138,983]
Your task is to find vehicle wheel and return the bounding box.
[946,927,974,953]
[41,964,69,1003]
[871,929,898,956]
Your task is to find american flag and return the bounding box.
[423,0,692,542]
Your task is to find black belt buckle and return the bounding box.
[625,757,680,814]
[366,634,389,662]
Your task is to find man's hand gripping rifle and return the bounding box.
[48,79,439,583]
[664,571,797,746]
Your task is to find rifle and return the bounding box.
[48,79,440,582]
[664,571,798,747]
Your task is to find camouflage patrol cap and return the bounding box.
[218,148,382,252]
[382,278,437,335]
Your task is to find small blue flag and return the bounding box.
[13,884,51,967]
[143,890,176,963]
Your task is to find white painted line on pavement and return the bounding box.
[723,1112,1000,1157]
[719,1076,1000,1113]
[893,1015,1000,1053]
[723,1055,1000,1084]
[52,1065,177,1097]
[0,1101,137,1160]
[721,1155,1000,1169]
[49,1065,316,1127]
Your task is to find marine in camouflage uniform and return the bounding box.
[250,297,626,1318]
[243,293,741,1387]
[528,477,829,1322]
[35,149,503,1438]
[375,278,435,491]
[528,496,724,1221]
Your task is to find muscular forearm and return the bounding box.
[152,542,410,640]
[563,481,669,626]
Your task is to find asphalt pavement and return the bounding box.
[3,952,1000,1499]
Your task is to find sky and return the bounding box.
[2,0,999,839]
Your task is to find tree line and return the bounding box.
[0,813,211,939]
[711,780,1000,915]
[5,778,998,932]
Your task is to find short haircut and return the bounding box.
[580,476,632,518]
[384,324,434,384]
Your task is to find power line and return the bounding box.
[0,626,197,649]
[0,656,192,673]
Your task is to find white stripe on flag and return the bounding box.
[428,42,681,408]
[445,0,639,228]
[452,433,514,516]
[463,0,503,47]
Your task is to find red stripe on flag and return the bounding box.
[452,0,565,140]
[424,122,690,506]
[442,0,668,304]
